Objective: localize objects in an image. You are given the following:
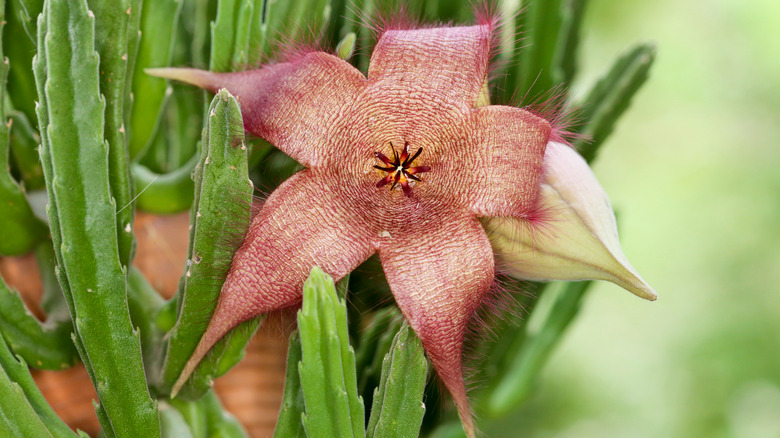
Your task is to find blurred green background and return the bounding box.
[486,0,780,436]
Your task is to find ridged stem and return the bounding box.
[160,89,255,399]
[34,1,159,435]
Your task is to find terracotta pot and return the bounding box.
[0,212,289,437]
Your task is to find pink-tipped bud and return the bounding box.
[486,142,657,301]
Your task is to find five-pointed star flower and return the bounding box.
[151,18,552,436]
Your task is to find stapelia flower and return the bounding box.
[151,19,552,436]
[484,142,657,300]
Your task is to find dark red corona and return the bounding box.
[374,141,431,196]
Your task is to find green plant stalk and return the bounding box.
[35,240,73,326]
[263,0,331,57]
[423,0,466,22]
[575,43,656,163]
[366,322,428,438]
[160,89,254,397]
[0,5,47,256]
[129,0,182,159]
[0,273,77,370]
[174,314,260,398]
[212,415,248,438]
[495,0,521,97]
[246,0,266,66]
[89,0,136,267]
[167,389,244,438]
[34,0,159,436]
[191,0,214,68]
[231,0,254,68]
[209,0,257,72]
[33,0,72,358]
[167,397,207,438]
[126,267,166,382]
[340,0,375,72]
[165,83,202,170]
[131,153,197,214]
[4,0,44,124]
[0,330,79,438]
[483,281,593,417]
[141,119,172,174]
[172,395,214,438]
[555,0,587,86]
[515,0,565,102]
[123,0,143,130]
[354,307,399,380]
[159,402,195,438]
[141,4,208,175]
[7,110,45,190]
[273,330,306,438]
[357,307,402,397]
[1,247,78,437]
[204,389,249,438]
[209,0,241,72]
[472,281,548,387]
[32,12,98,427]
[298,267,365,438]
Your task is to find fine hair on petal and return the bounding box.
[519,85,583,145]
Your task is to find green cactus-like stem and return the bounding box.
[7,110,45,190]
[366,322,428,438]
[0,6,47,256]
[160,89,255,398]
[164,82,203,171]
[231,0,254,68]
[263,0,331,58]
[472,281,548,387]
[4,0,44,124]
[34,1,159,436]
[89,0,136,267]
[126,267,166,381]
[423,0,469,22]
[298,267,365,438]
[482,281,593,417]
[123,0,143,130]
[246,0,266,66]
[517,0,565,100]
[131,154,197,214]
[0,273,77,370]
[341,0,376,73]
[555,0,587,87]
[356,307,403,397]
[167,389,248,438]
[189,0,213,69]
[129,0,182,159]
[0,329,79,438]
[159,403,195,438]
[576,43,657,163]
[210,0,253,73]
[273,330,306,438]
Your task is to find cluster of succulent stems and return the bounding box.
[0,1,657,438]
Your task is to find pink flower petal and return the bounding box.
[458,105,550,217]
[173,170,375,394]
[368,25,491,109]
[147,52,367,168]
[378,212,494,437]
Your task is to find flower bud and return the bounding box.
[485,142,657,300]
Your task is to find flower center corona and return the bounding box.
[374,141,431,196]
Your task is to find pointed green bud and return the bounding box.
[335,32,357,61]
[485,142,657,301]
